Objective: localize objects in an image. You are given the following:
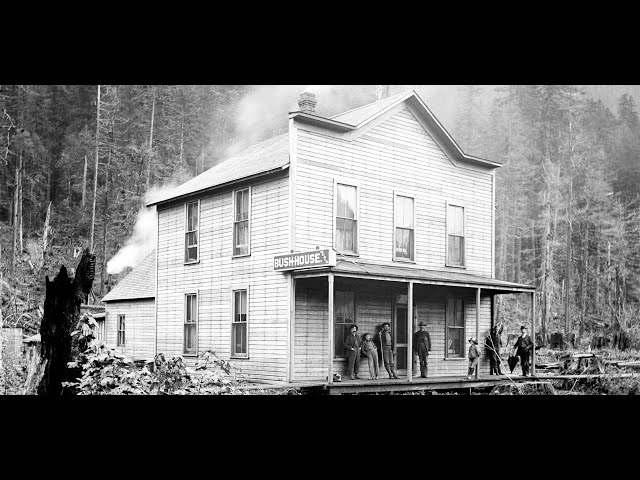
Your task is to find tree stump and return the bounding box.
[36,249,95,395]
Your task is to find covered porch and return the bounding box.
[288,260,536,386]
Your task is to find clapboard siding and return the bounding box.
[156,174,290,383]
[293,279,492,380]
[294,107,493,277]
[105,299,155,360]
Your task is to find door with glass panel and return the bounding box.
[393,294,408,373]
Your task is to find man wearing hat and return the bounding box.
[467,337,481,379]
[343,324,362,380]
[513,325,534,376]
[413,321,431,378]
[378,322,399,379]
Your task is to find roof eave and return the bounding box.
[289,111,356,132]
[146,164,290,207]
[103,295,155,303]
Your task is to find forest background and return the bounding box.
[1,84,639,348]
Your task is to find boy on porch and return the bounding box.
[362,332,379,380]
[467,337,481,379]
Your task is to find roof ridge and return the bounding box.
[329,90,414,121]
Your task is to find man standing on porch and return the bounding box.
[513,326,534,376]
[413,321,431,378]
[344,324,362,380]
[379,322,399,379]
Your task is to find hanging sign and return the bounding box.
[273,248,336,272]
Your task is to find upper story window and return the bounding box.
[446,202,465,267]
[335,183,358,254]
[185,200,199,263]
[394,194,415,261]
[117,314,125,346]
[233,188,251,257]
[184,293,198,355]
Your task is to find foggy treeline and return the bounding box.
[0,85,639,345]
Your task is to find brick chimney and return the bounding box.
[298,91,317,114]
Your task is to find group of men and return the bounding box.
[343,320,535,380]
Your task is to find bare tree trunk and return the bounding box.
[595,232,601,316]
[81,154,87,212]
[90,85,101,253]
[565,176,572,335]
[145,87,156,190]
[13,165,19,268]
[514,224,521,284]
[581,222,588,322]
[100,149,111,296]
[42,201,52,265]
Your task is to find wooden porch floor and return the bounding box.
[291,373,537,395]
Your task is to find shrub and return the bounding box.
[63,341,244,395]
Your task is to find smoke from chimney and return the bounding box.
[106,183,178,275]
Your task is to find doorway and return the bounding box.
[393,295,409,372]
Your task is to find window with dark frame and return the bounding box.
[334,290,355,358]
[232,290,248,357]
[185,201,199,263]
[233,188,250,256]
[395,194,415,260]
[447,204,465,266]
[117,314,125,346]
[445,297,464,358]
[335,184,358,254]
[184,293,198,354]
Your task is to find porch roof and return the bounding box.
[295,259,535,294]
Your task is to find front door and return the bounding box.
[394,296,409,373]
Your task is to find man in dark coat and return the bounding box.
[513,325,534,376]
[378,322,398,379]
[413,320,431,378]
[485,323,503,375]
[343,324,362,380]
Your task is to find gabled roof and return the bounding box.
[102,251,156,302]
[293,90,501,168]
[149,89,499,207]
[147,133,290,207]
[330,90,413,126]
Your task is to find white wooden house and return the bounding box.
[110,89,535,385]
[102,251,156,361]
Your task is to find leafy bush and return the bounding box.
[63,340,245,395]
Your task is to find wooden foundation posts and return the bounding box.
[476,288,480,380]
[407,281,413,383]
[328,273,334,385]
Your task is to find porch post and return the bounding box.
[476,287,480,380]
[328,273,334,385]
[531,290,536,376]
[407,281,413,383]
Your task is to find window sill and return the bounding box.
[336,251,359,258]
[443,357,466,361]
[184,260,200,266]
[393,257,416,264]
[333,357,347,362]
[232,253,251,259]
[230,355,249,360]
[183,353,198,357]
[445,264,466,269]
